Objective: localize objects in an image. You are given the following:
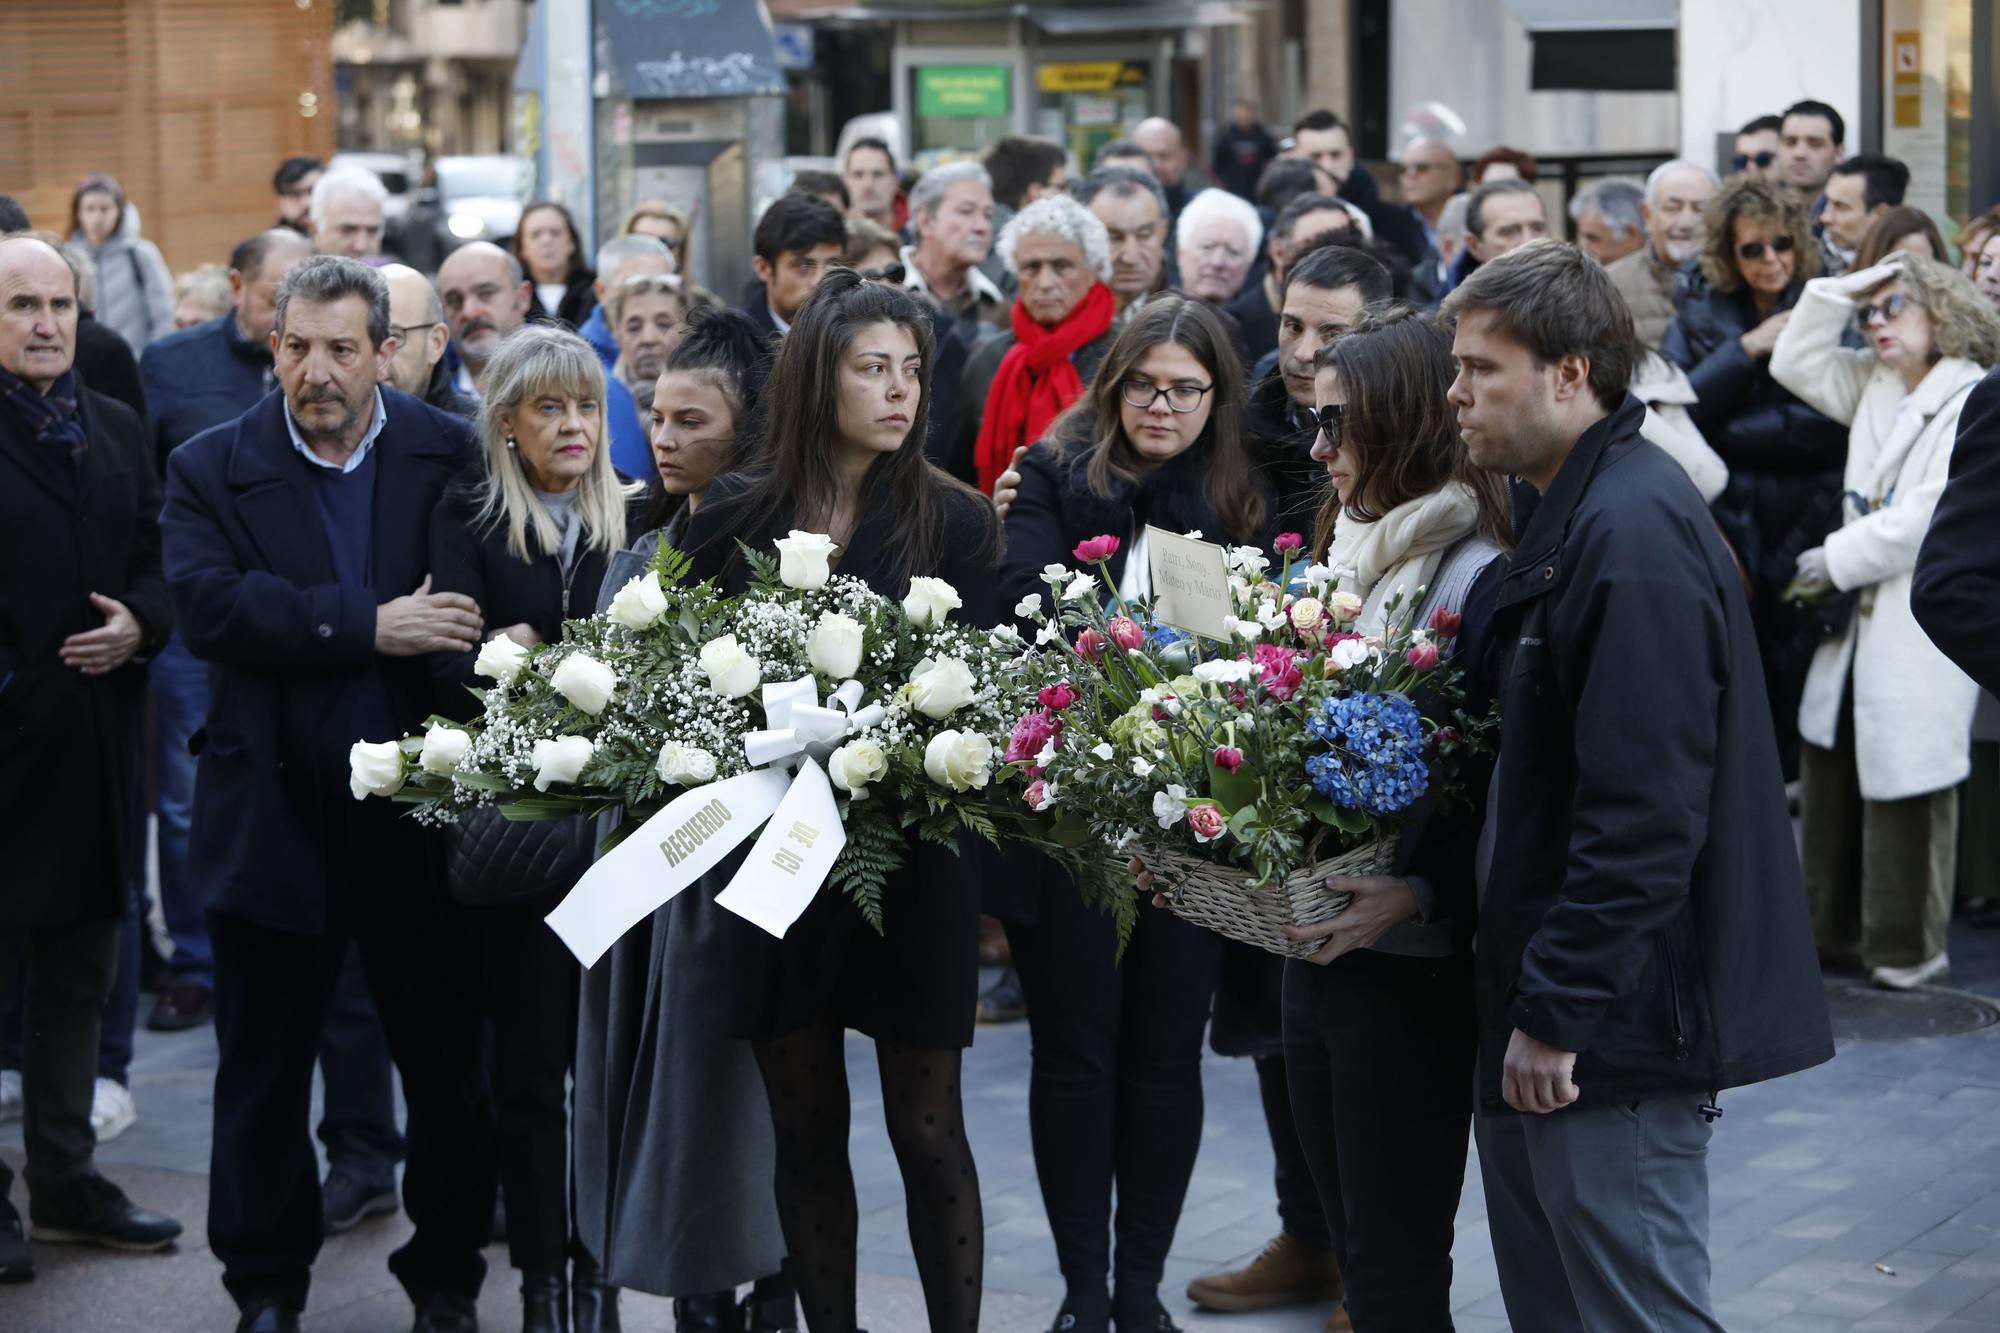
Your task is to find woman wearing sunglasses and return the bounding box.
[1769,254,2000,990]
[998,294,1273,1333]
[1660,174,1850,779]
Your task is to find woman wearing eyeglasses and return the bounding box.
[1769,254,2000,989]
[997,294,1273,1333]
[1660,174,1850,779]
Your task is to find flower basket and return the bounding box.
[1152,834,1394,958]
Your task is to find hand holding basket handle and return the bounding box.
[1129,856,1418,963]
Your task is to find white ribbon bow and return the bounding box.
[742,675,887,769]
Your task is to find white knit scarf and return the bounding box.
[1328,482,1481,633]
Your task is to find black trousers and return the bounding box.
[207,828,497,1313]
[1282,949,1475,1332]
[0,919,118,1207]
[461,884,580,1275]
[316,942,405,1183]
[1005,885,1222,1311]
[1254,1052,1333,1249]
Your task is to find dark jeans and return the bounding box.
[1283,949,1475,1331]
[99,873,141,1084]
[207,826,496,1314]
[1005,886,1222,1313]
[0,920,119,1206]
[317,944,405,1184]
[462,885,580,1275]
[1255,1052,1332,1249]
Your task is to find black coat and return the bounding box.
[1244,349,1324,534]
[139,312,274,470]
[1477,396,1833,1112]
[160,388,477,935]
[0,387,171,926]
[75,312,148,425]
[1914,370,2000,696]
[427,477,646,716]
[946,327,1116,490]
[1223,279,1278,367]
[531,268,599,330]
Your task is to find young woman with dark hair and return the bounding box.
[1280,308,1509,1331]
[514,200,598,328]
[677,269,1000,1333]
[997,294,1273,1333]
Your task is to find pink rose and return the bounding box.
[1428,607,1462,637]
[1005,709,1062,772]
[1073,534,1122,563]
[1038,681,1077,711]
[1323,630,1364,649]
[1023,779,1054,812]
[1273,532,1305,553]
[1107,616,1143,651]
[1253,643,1304,701]
[1213,745,1244,774]
[1406,640,1442,672]
[1186,803,1226,842]
[1075,628,1107,663]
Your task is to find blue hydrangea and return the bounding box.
[1303,692,1429,817]
[1145,622,1191,650]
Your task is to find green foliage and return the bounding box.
[830,808,903,933]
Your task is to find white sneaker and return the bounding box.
[0,1070,20,1124]
[90,1077,137,1143]
[1871,952,1950,991]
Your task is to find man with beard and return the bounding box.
[1605,161,1717,350]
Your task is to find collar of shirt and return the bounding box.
[285,387,388,474]
[899,244,1005,309]
[453,362,479,399]
[767,302,792,336]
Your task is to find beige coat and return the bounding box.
[1771,277,1983,801]
[1608,246,1678,351]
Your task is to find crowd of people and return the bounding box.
[3,88,2000,1333]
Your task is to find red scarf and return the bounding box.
[973,281,1116,493]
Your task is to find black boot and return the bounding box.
[573,1254,624,1333]
[672,1290,738,1333]
[743,1271,797,1332]
[522,1271,569,1333]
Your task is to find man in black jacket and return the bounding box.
[1913,369,2000,695]
[0,235,184,1279]
[161,257,495,1333]
[1442,241,1832,1330]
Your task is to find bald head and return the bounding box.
[378,263,448,397]
[0,236,80,391]
[231,228,314,346]
[1131,117,1189,187]
[437,241,530,378]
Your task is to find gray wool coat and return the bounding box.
[76,203,175,353]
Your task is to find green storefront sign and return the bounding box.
[916,65,1011,119]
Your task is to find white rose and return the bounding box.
[901,576,963,627]
[805,611,865,680]
[549,652,618,716]
[418,725,473,776]
[348,740,406,800]
[655,741,718,786]
[923,729,993,792]
[827,738,890,795]
[1327,590,1364,622]
[774,530,838,591]
[533,735,595,791]
[909,656,977,719]
[699,634,763,699]
[474,634,530,687]
[606,569,669,630]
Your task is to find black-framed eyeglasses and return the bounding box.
[1120,378,1213,413]
[857,263,906,284]
[1854,291,1913,330]
[389,321,439,342]
[1309,403,1346,446]
[1731,150,1778,172]
[1736,235,1796,262]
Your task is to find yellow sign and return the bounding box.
[1039,62,1126,93]
[1892,30,1922,129]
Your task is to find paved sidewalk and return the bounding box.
[6,923,2000,1331]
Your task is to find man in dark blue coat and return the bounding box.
[1913,368,2000,695]
[160,256,495,1333]
[1442,242,1833,1331]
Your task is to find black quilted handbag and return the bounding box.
[444,803,589,906]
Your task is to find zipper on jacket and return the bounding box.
[1663,937,1689,1061]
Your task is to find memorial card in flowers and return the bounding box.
[1004,529,1494,935]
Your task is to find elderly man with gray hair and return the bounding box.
[947,193,1117,492]
[307,165,389,260]
[161,254,496,1333]
[901,160,1007,354]
[1569,177,1647,266]
[1607,160,1720,349]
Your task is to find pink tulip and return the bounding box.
[1213,745,1244,774]
[1075,628,1107,663]
[1107,616,1143,651]
[1406,640,1442,672]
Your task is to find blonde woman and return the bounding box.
[425,324,645,1333]
[622,198,692,274]
[1771,254,2000,989]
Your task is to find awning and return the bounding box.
[1030,3,1246,35]
[1499,0,1674,31]
[594,0,790,100]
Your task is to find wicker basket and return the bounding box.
[1154,836,1394,957]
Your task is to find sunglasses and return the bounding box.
[857,263,906,284]
[1854,291,1913,330]
[1309,403,1346,445]
[1736,235,1796,263]
[1731,150,1778,171]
